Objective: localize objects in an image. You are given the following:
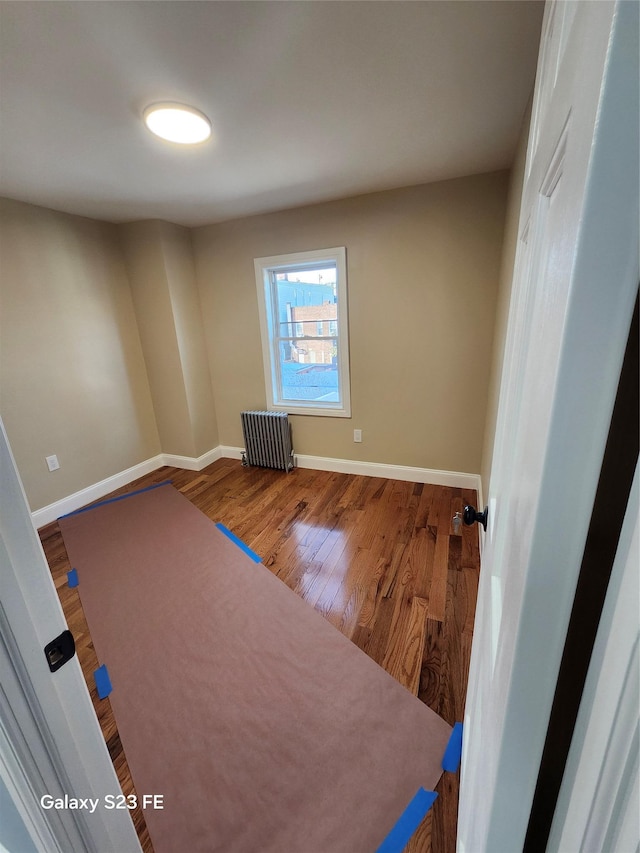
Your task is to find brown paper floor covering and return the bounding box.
[59,483,451,853]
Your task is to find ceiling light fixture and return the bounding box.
[143,102,212,144]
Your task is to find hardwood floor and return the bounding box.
[39,459,480,853]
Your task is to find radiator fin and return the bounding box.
[241,411,294,472]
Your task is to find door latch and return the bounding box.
[44,630,76,673]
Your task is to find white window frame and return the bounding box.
[254,247,351,417]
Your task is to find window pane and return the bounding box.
[272,267,337,339]
[272,264,340,403]
[278,339,340,403]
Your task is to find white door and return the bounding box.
[458,2,639,850]
[0,418,142,853]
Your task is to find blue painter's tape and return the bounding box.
[216,523,262,563]
[94,664,112,699]
[59,480,173,520]
[376,788,438,853]
[442,722,464,772]
[67,568,79,588]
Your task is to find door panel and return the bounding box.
[458,2,639,850]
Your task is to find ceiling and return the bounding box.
[0,1,544,228]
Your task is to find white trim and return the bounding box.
[548,462,639,853]
[31,446,481,527]
[1,418,142,853]
[218,445,244,461]
[162,446,222,471]
[0,702,63,853]
[223,444,480,490]
[254,247,352,418]
[31,455,164,527]
[31,449,222,528]
[294,453,480,490]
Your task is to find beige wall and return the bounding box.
[157,221,218,456]
[0,198,160,510]
[480,101,532,492]
[194,172,509,474]
[1,170,510,512]
[119,221,218,458]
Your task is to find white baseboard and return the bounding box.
[32,445,482,528]
[162,446,222,471]
[219,445,481,491]
[32,455,165,528]
[294,452,481,491]
[32,448,224,527]
[217,446,244,461]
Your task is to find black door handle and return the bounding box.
[463,504,488,531]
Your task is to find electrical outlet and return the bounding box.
[353,429,362,443]
[46,455,60,472]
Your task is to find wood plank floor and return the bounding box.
[39,459,480,853]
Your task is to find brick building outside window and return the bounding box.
[289,302,338,365]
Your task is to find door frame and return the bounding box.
[547,460,639,851]
[0,418,141,853]
[525,293,639,847]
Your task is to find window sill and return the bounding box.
[268,403,351,418]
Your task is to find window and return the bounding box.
[254,247,351,416]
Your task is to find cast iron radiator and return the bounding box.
[240,411,294,472]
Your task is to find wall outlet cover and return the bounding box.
[46,455,60,471]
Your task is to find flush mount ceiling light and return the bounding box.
[143,102,212,144]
